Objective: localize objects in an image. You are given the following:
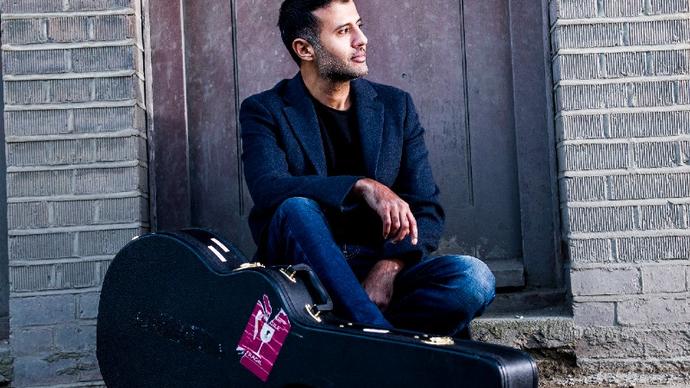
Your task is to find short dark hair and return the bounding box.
[278,0,345,64]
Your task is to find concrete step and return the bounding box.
[470,313,690,387]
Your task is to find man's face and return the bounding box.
[311,1,368,81]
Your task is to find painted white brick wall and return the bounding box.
[1,0,147,385]
[551,0,690,377]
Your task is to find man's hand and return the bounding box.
[362,258,404,312]
[353,178,418,244]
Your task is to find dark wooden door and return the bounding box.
[147,0,560,289]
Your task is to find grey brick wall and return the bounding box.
[1,0,147,386]
[551,0,690,378]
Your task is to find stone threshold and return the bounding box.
[471,311,690,387]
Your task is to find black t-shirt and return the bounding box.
[311,97,381,244]
[311,97,366,177]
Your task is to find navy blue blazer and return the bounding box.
[240,73,445,262]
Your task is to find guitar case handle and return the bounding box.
[290,263,334,312]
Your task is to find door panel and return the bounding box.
[151,0,559,288]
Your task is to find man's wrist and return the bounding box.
[375,258,405,274]
[353,178,373,197]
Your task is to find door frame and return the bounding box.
[142,0,563,289]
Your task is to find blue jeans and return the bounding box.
[262,197,496,336]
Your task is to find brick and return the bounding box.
[615,236,690,261]
[558,114,605,140]
[629,80,676,108]
[679,80,690,105]
[7,170,73,197]
[7,202,50,230]
[11,354,77,387]
[2,50,69,75]
[609,110,690,138]
[679,141,690,166]
[1,0,63,13]
[10,264,55,291]
[72,46,134,72]
[77,228,139,256]
[550,0,597,20]
[4,80,50,105]
[98,196,146,223]
[1,19,47,45]
[641,265,688,293]
[650,50,690,76]
[69,0,131,11]
[639,203,685,230]
[55,261,101,288]
[571,267,641,296]
[53,200,96,226]
[557,83,628,111]
[7,137,141,167]
[568,238,612,263]
[10,327,53,356]
[554,54,599,80]
[567,205,637,233]
[95,76,135,100]
[10,295,75,326]
[9,233,73,260]
[572,302,616,326]
[74,166,145,194]
[561,143,629,171]
[92,15,134,41]
[48,17,89,43]
[51,78,93,103]
[600,0,644,17]
[4,110,71,136]
[608,173,690,200]
[74,107,136,133]
[617,297,689,325]
[560,176,607,202]
[628,20,690,46]
[77,293,99,319]
[633,141,679,168]
[604,52,646,78]
[54,324,96,352]
[553,24,624,51]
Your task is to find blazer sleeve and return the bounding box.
[382,92,445,261]
[240,96,363,213]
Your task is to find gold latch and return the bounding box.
[279,266,298,283]
[422,336,455,346]
[233,262,265,271]
[305,304,322,323]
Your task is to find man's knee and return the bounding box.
[437,255,496,312]
[275,197,322,220]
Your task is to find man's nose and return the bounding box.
[353,27,368,47]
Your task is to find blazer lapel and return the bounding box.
[282,74,327,176]
[352,78,384,178]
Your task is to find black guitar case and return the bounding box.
[97,229,538,387]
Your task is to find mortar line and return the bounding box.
[1,9,134,20]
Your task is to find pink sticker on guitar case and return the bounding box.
[236,294,291,382]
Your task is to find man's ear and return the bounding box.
[292,38,315,62]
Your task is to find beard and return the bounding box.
[313,42,368,82]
